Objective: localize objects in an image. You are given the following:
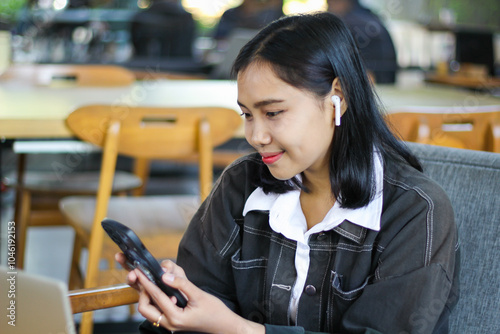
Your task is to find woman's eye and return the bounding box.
[240,112,252,119]
[266,111,282,118]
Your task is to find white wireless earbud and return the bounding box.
[331,95,341,126]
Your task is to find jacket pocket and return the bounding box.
[331,270,371,301]
[327,271,373,332]
[231,249,269,322]
[231,248,268,270]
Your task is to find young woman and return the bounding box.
[119,12,459,334]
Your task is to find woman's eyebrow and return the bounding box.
[237,99,285,109]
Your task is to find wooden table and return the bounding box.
[425,73,500,90]
[1,79,500,140]
[0,79,240,139]
[375,84,500,113]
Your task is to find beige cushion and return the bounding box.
[59,195,199,236]
[5,171,142,194]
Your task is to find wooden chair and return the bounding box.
[69,143,500,334]
[2,64,139,269]
[385,110,500,153]
[6,149,143,269]
[59,104,241,334]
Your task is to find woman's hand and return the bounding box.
[115,252,141,291]
[114,253,181,292]
[134,264,265,334]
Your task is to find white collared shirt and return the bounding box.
[242,153,384,322]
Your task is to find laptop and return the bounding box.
[0,266,76,334]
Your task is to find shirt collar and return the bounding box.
[243,153,384,235]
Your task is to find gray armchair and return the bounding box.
[68,143,500,333]
[408,142,500,333]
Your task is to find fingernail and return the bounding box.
[163,274,175,282]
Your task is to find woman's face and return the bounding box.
[237,61,336,181]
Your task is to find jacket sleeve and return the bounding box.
[336,178,460,333]
[176,158,256,312]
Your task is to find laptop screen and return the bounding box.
[0,267,76,334]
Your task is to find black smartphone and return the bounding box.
[102,218,188,308]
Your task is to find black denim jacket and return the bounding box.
[146,153,459,334]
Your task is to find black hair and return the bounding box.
[232,12,421,209]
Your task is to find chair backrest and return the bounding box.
[0,64,135,86]
[407,142,500,333]
[66,104,242,198]
[66,105,241,159]
[386,111,500,153]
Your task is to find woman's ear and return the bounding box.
[330,78,348,123]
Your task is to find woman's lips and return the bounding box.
[261,152,284,165]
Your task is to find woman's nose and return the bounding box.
[247,121,271,147]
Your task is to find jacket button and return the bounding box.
[304,285,316,296]
[317,232,327,241]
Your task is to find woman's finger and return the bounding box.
[137,282,166,328]
[135,269,179,311]
[114,252,142,290]
[115,252,132,270]
[160,272,202,303]
[160,259,186,278]
[134,269,183,330]
[126,270,140,289]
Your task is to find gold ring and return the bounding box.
[153,314,163,327]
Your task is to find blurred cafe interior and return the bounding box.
[0,0,499,333]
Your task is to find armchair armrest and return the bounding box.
[69,283,138,314]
